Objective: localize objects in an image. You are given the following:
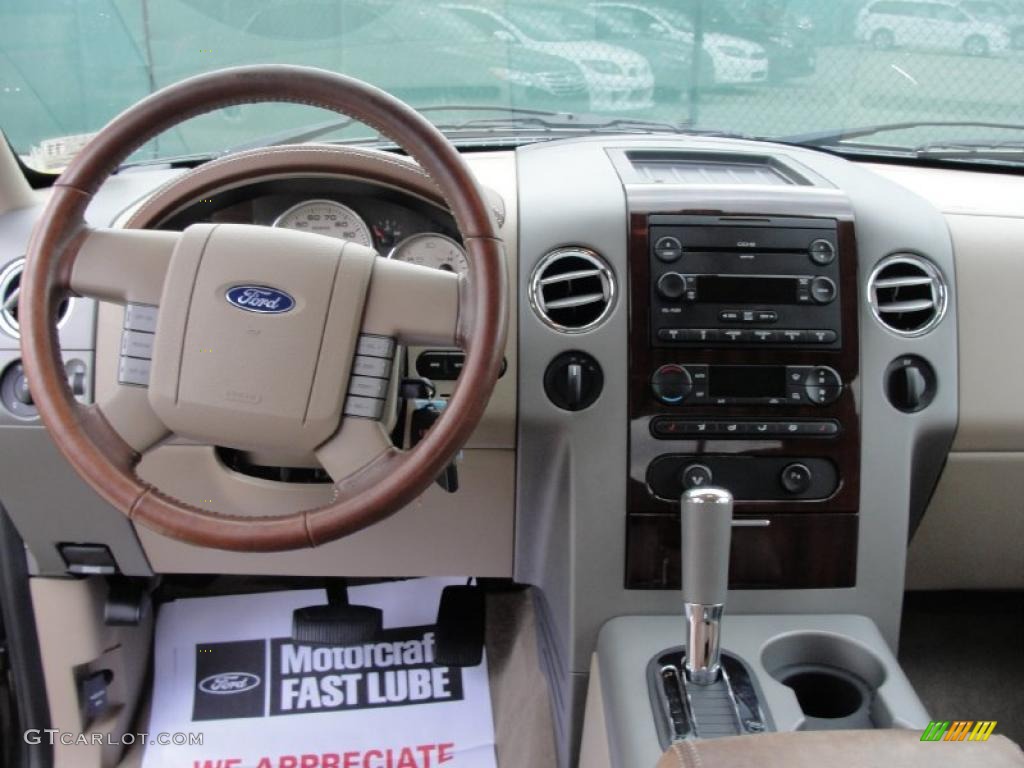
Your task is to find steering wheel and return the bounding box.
[19,66,507,551]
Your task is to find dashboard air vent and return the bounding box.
[530,248,615,332]
[868,254,946,336]
[0,258,72,339]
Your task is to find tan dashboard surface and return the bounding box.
[868,164,1024,590]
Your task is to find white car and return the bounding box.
[442,3,655,112]
[594,2,769,86]
[856,0,1011,55]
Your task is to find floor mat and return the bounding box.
[142,578,497,768]
[898,591,1024,746]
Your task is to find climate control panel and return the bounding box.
[650,364,842,407]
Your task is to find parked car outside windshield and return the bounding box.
[2,0,1024,171]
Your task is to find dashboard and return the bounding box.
[161,177,470,273]
[1,135,1023,762]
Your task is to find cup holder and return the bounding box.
[762,632,888,731]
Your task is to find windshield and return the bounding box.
[4,0,1024,170]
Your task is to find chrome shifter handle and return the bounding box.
[680,486,733,685]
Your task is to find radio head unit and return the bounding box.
[650,215,842,349]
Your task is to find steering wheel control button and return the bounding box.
[119,330,155,360]
[803,367,842,405]
[681,463,714,490]
[809,238,836,265]
[780,463,813,495]
[810,276,838,305]
[654,236,683,263]
[118,356,151,387]
[652,364,693,404]
[123,303,159,333]
[343,395,385,420]
[544,351,603,411]
[342,335,397,420]
[348,375,389,400]
[355,334,396,359]
[352,355,391,378]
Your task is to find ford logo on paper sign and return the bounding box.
[225,285,295,314]
[198,672,262,695]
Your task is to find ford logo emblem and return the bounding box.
[198,672,261,695]
[225,285,295,314]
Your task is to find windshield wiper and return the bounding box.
[219,105,586,155]
[784,120,1024,148]
[913,139,1024,163]
[220,107,752,156]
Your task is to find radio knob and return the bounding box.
[652,364,693,404]
[657,272,688,301]
[804,366,842,405]
[809,239,836,266]
[810,276,837,305]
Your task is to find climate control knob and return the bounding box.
[652,364,693,404]
[804,366,842,405]
[656,272,688,301]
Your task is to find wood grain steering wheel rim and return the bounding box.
[19,65,507,552]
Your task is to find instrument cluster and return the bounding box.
[195,183,468,275]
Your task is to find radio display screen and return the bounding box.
[697,275,797,304]
[709,366,787,399]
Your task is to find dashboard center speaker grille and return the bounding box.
[868,254,946,336]
[529,247,615,333]
[0,258,72,339]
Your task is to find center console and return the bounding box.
[627,212,861,590]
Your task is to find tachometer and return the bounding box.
[273,199,373,246]
[389,233,468,275]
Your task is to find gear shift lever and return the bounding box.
[680,486,733,685]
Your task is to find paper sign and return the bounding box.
[143,578,497,768]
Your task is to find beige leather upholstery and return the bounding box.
[655,730,1024,768]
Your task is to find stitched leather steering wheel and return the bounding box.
[19,65,507,551]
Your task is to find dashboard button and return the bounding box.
[681,464,714,490]
[810,276,837,305]
[654,236,683,262]
[809,239,836,265]
[721,329,747,343]
[651,365,693,404]
[719,310,741,322]
[809,329,838,344]
[751,330,777,343]
[416,352,448,379]
[658,328,684,342]
[781,330,806,343]
[755,311,778,323]
[780,463,813,494]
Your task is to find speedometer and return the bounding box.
[273,200,373,246]
[389,233,468,275]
